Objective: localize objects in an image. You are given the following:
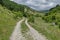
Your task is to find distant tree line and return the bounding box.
[43,5,60,28]
[0,0,35,22]
[0,0,25,12]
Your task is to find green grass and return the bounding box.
[21,20,29,33]
[21,21,34,40]
[0,5,21,40]
[29,17,60,40]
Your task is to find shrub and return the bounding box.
[28,16,34,23]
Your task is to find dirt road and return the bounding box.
[10,18,26,40]
[25,19,48,40]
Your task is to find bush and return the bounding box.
[52,16,56,20]
[28,16,34,23]
[59,25,60,28]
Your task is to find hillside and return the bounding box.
[0,0,60,40]
[0,0,39,40]
[0,5,22,40]
[43,5,60,28]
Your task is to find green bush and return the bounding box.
[28,16,34,23]
[43,5,60,27]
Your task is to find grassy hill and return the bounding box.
[43,5,60,28]
[0,0,37,40]
[0,5,22,40]
[0,0,60,40]
[28,5,60,40]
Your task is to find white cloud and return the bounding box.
[12,0,60,10]
[42,0,47,3]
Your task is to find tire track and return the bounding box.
[10,18,26,40]
[25,19,48,40]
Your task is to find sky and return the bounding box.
[11,0,60,11]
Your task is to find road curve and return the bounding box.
[25,19,48,40]
[10,18,26,40]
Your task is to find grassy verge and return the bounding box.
[0,5,21,40]
[29,17,60,40]
[21,21,34,40]
[21,20,29,33]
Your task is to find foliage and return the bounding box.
[0,0,24,12]
[0,5,20,40]
[28,15,34,23]
[29,17,60,40]
[44,5,60,28]
[12,11,23,19]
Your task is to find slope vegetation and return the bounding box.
[44,5,60,28]
[28,5,60,40]
[0,0,60,40]
[0,5,21,40]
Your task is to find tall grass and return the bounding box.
[29,17,60,40]
[0,5,21,40]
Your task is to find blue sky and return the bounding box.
[11,0,60,10]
